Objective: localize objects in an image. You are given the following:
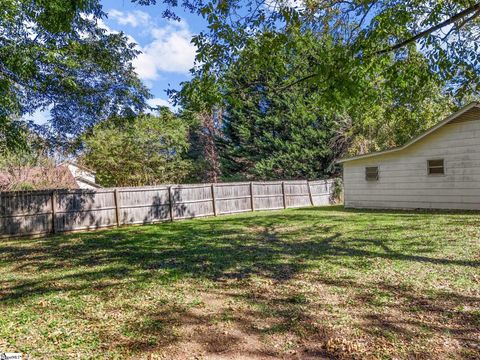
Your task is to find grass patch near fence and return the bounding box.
[0,206,479,359]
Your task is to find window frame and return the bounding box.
[427,159,445,176]
[365,166,379,181]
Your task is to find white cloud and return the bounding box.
[264,0,305,12]
[108,9,151,28]
[132,20,197,80]
[97,17,139,45]
[79,13,115,39]
[146,98,178,113]
[107,10,196,80]
[147,98,172,109]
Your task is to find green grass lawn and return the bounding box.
[1,206,479,359]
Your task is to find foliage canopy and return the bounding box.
[82,109,192,187]
[0,0,150,150]
[177,29,455,180]
[3,0,480,182]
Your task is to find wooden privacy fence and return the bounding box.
[0,179,336,238]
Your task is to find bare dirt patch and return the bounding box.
[0,207,478,359]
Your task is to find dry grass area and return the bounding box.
[0,206,479,359]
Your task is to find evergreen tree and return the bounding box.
[179,30,454,180]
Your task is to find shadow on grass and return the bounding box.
[1,206,479,358]
[2,206,479,298]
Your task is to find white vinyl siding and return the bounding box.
[343,107,480,210]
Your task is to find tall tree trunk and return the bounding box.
[200,110,222,183]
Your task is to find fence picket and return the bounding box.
[0,179,337,238]
[51,190,56,234]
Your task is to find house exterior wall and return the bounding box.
[65,163,101,189]
[343,107,480,210]
[67,164,96,184]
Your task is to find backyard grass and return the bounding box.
[0,206,479,359]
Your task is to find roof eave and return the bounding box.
[74,176,102,188]
[60,161,97,175]
[337,102,480,164]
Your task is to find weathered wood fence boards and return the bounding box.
[0,179,336,238]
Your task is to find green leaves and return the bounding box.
[181,0,480,100]
[0,0,149,150]
[83,110,192,187]
[177,26,456,180]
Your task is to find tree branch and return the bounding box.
[347,1,377,44]
[376,2,480,55]
[277,3,480,92]
[276,73,319,91]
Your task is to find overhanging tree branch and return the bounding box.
[277,3,480,91]
[376,2,480,55]
[276,73,319,91]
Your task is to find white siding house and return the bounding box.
[339,102,480,210]
[63,162,101,189]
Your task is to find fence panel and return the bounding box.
[253,182,284,210]
[284,181,312,208]
[0,191,52,238]
[171,184,214,219]
[55,190,117,232]
[310,180,335,206]
[214,182,252,215]
[119,187,170,225]
[0,178,338,238]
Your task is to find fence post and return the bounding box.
[168,186,174,221]
[307,181,314,206]
[281,181,287,209]
[250,182,255,211]
[211,183,217,216]
[113,189,121,227]
[51,190,57,234]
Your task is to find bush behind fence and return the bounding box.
[0,179,337,238]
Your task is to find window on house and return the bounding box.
[365,166,379,181]
[428,159,445,175]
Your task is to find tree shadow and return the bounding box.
[1,207,479,358]
[2,210,479,297]
[1,190,54,237]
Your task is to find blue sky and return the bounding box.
[101,0,207,109]
[32,1,206,124]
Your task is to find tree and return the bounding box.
[217,32,337,179]
[163,0,475,180]
[0,148,41,191]
[0,129,74,191]
[82,109,192,187]
[177,30,454,180]
[175,75,224,182]
[4,1,477,152]
[3,1,477,149]
[104,1,480,99]
[0,0,150,151]
[185,0,480,99]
